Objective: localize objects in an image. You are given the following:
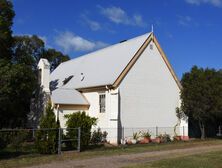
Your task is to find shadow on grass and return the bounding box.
[0,143,37,160]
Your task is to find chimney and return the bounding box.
[37,58,50,93]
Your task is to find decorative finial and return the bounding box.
[151,24,154,33]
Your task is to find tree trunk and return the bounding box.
[199,120,205,140]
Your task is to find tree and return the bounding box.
[0,1,70,129]
[0,0,15,60]
[0,60,36,128]
[180,66,222,139]
[13,35,45,70]
[35,103,60,154]
[0,35,69,128]
[12,35,70,128]
[13,35,70,72]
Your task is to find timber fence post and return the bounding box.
[156,126,158,137]
[58,128,61,154]
[77,127,81,152]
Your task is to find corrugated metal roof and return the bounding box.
[50,32,150,89]
[51,88,89,105]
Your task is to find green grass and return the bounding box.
[127,150,222,168]
[0,139,222,168]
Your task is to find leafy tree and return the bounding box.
[35,103,60,154]
[0,1,70,129]
[180,66,222,139]
[13,35,69,72]
[65,112,97,150]
[0,60,36,128]
[0,0,15,60]
[13,35,45,69]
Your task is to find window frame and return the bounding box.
[99,93,106,113]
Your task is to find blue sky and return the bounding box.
[12,0,222,78]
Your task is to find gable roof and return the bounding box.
[50,32,151,90]
[50,32,182,105]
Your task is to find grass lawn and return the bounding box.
[0,139,222,168]
[126,150,222,168]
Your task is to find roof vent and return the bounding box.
[119,39,127,43]
[81,73,85,81]
[150,44,153,50]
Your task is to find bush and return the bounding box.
[90,128,108,145]
[10,131,28,151]
[0,130,28,151]
[35,103,60,154]
[0,132,8,150]
[65,111,97,150]
[158,133,171,143]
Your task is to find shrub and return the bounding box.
[0,132,8,150]
[0,130,28,151]
[158,133,171,143]
[35,103,60,154]
[90,128,108,145]
[10,130,28,152]
[65,111,97,150]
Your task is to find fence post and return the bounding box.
[219,125,221,135]
[156,126,158,137]
[122,126,124,144]
[32,129,35,140]
[183,126,185,139]
[58,128,61,155]
[77,127,81,152]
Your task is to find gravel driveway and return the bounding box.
[28,144,222,168]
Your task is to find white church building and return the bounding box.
[38,32,188,143]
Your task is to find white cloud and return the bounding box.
[133,14,147,27]
[177,15,199,28]
[99,6,129,24]
[185,0,222,7]
[87,20,101,31]
[81,15,101,31]
[177,15,192,26]
[55,31,108,53]
[98,6,147,27]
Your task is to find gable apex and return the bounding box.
[113,33,182,90]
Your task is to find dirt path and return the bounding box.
[28,144,222,168]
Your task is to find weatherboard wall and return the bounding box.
[83,89,119,143]
[119,41,183,134]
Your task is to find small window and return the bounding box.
[99,94,106,113]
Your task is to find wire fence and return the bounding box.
[91,126,189,144]
[0,128,80,158]
[0,126,190,157]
